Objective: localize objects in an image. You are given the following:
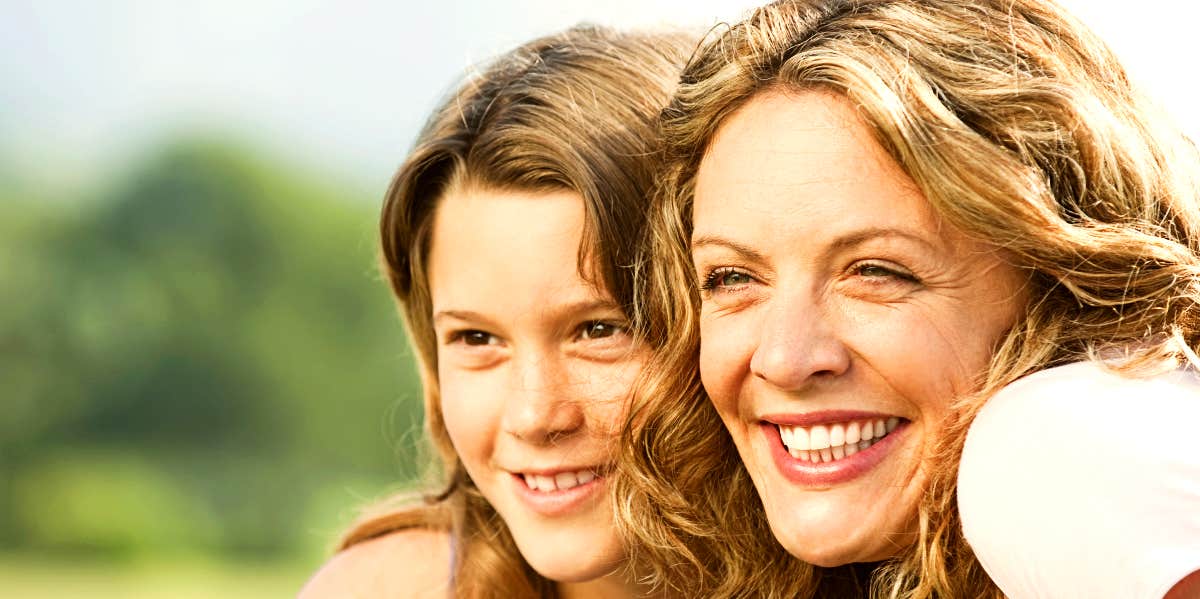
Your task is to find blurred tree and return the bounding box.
[0,138,425,561]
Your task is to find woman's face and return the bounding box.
[429,186,645,583]
[691,91,1026,566]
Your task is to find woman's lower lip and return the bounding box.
[511,474,604,516]
[761,421,906,486]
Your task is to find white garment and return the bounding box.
[958,361,1200,599]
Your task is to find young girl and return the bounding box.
[302,26,691,598]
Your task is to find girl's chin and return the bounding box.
[516,539,624,582]
[527,557,622,584]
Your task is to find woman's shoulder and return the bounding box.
[960,359,1200,510]
[964,360,1200,453]
[298,528,452,599]
[959,360,1200,598]
[981,358,1198,404]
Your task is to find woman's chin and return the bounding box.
[781,540,858,569]
[773,525,903,568]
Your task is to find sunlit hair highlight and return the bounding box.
[337,25,691,598]
[617,0,1200,597]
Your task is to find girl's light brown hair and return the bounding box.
[338,25,692,598]
[616,0,1200,597]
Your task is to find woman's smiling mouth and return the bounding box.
[760,411,909,486]
[778,417,900,462]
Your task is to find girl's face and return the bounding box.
[690,91,1026,566]
[428,186,646,585]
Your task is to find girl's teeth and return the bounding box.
[522,470,597,492]
[777,418,902,464]
[555,472,577,489]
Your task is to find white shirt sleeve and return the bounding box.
[958,361,1200,599]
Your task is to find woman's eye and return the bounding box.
[858,264,894,278]
[851,261,919,283]
[579,321,625,340]
[701,267,755,291]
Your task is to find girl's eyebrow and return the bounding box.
[433,300,621,327]
[433,309,497,327]
[429,312,499,331]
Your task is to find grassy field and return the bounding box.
[0,554,314,598]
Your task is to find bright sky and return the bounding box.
[2,0,1197,196]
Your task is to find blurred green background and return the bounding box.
[0,137,426,596]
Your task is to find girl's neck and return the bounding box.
[557,567,662,599]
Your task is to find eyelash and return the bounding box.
[577,320,628,341]
[445,321,628,346]
[851,261,920,284]
[446,329,498,347]
[700,262,920,292]
[700,267,755,292]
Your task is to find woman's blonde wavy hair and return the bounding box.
[337,25,692,598]
[615,0,1200,597]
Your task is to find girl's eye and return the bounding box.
[579,321,625,340]
[452,330,500,346]
[701,267,755,291]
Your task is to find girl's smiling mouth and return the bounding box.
[510,468,607,516]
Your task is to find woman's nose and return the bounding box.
[749,294,850,391]
[500,353,586,444]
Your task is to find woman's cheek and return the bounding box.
[698,309,757,412]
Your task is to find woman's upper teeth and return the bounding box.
[779,417,899,451]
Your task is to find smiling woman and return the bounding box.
[616,0,1200,597]
[691,90,1027,567]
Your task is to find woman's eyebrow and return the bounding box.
[690,235,768,263]
[692,228,934,262]
[825,227,937,254]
